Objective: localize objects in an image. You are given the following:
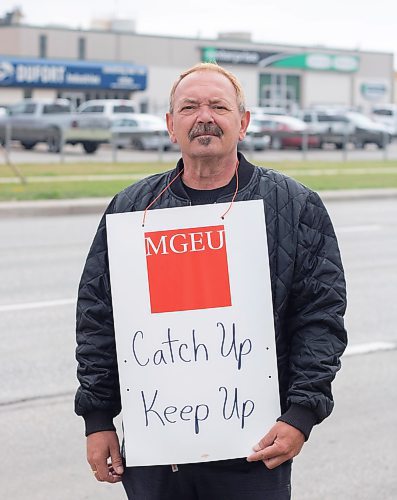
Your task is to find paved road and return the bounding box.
[0,198,396,499]
[1,140,397,164]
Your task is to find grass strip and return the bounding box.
[2,160,397,177]
[1,160,397,201]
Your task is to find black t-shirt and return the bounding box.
[181,161,254,206]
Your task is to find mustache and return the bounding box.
[188,123,223,141]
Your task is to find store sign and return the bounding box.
[106,201,280,466]
[272,53,359,72]
[202,47,277,65]
[201,47,359,72]
[360,82,388,101]
[0,57,147,90]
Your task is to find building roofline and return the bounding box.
[0,22,394,57]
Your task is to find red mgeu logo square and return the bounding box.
[145,225,232,313]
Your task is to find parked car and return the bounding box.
[299,109,349,132]
[111,114,173,150]
[250,106,289,116]
[0,98,110,153]
[299,109,392,149]
[239,122,271,151]
[0,105,9,117]
[77,99,137,126]
[345,112,392,148]
[250,115,320,149]
[371,104,397,136]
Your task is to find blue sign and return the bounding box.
[0,56,147,90]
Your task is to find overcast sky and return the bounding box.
[2,1,397,64]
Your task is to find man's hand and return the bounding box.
[87,430,124,483]
[246,421,305,469]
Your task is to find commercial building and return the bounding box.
[0,16,394,115]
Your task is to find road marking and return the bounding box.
[0,390,74,408]
[1,303,395,359]
[0,298,75,312]
[344,341,397,357]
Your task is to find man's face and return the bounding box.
[166,71,250,160]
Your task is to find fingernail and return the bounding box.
[115,466,124,474]
[253,444,261,452]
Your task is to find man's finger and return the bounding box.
[87,460,104,482]
[247,442,278,462]
[252,430,275,452]
[86,430,123,483]
[110,443,124,475]
[89,466,101,482]
[95,461,110,482]
[106,464,123,483]
[262,456,285,470]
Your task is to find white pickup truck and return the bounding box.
[0,98,111,153]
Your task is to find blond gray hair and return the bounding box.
[169,63,246,114]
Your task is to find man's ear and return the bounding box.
[238,111,251,141]
[166,112,177,144]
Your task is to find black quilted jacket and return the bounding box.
[75,153,347,440]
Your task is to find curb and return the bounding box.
[0,197,111,218]
[1,189,397,218]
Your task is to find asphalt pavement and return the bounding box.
[2,140,397,164]
[1,193,396,499]
[1,349,395,500]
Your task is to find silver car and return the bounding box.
[239,122,271,151]
[111,113,173,150]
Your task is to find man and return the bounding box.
[75,63,347,499]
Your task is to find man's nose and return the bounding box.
[196,104,214,122]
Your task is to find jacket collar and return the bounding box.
[169,152,256,201]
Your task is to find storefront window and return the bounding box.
[78,38,86,60]
[259,74,300,111]
[39,34,47,58]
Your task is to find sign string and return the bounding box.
[142,168,184,226]
[220,160,239,219]
[142,159,239,226]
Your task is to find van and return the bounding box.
[371,104,397,136]
[77,99,137,126]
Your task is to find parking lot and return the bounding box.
[1,138,397,166]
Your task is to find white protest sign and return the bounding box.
[106,199,280,466]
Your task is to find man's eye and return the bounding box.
[181,105,195,111]
[213,105,228,111]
